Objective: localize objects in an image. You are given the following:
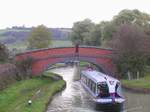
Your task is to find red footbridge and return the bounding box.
[15,46,117,76]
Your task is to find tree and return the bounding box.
[0,43,9,62]
[111,24,147,79]
[89,24,102,46]
[71,19,95,45]
[143,36,150,65]
[71,19,102,46]
[27,25,51,49]
[100,9,150,44]
[100,21,117,41]
[15,56,33,79]
[82,24,102,46]
[113,9,150,35]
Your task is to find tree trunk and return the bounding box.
[137,71,140,80]
[127,71,131,80]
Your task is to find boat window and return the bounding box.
[97,82,109,97]
[90,80,92,89]
[81,74,96,94]
[88,79,90,87]
[88,79,96,93]
[85,78,88,85]
[88,79,91,87]
[92,82,96,93]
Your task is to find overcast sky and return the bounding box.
[0,0,149,29]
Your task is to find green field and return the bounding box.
[7,41,28,50]
[0,73,65,112]
[6,40,73,52]
[51,40,73,47]
[121,67,150,89]
[0,29,30,41]
[0,28,72,52]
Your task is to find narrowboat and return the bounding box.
[80,69,125,105]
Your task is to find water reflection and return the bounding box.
[124,90,150,112]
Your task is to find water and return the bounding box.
[46,67,150,112]
[124,90,150,112]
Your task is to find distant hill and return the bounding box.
[0,27,72,44]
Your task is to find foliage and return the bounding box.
[111,24,148,79]
[71,19,101,46]
[0,43,9,62]
[27,25,51,49]
[71,19,94,45]
[16,56,34,79]
[43,72,63,81]
[101,9,150,43]
[113,9,150,28]
[71,9,150,46]
[0,63,18,90]
[100,21,117,41]
[147,58,150,65]
[88,24,102,46]
[0,75,65,112]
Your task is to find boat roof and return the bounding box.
[81,70,119,83]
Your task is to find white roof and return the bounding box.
[81,70,119,83]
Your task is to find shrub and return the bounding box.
[0,63,18,90]
[0,43,9,63]
[111,24,148,79]
[15,56,34,79]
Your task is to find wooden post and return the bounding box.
[127,71,131,80]
[137,71,139,80]
[75,44,79,60]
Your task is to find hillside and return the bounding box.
[0,27,72,45]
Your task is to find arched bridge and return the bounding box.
[15,46,117,76]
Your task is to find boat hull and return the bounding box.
[94,97,125,104]
[95,102,124,112]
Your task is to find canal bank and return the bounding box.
[0,72,66,112]
[122,75,150,94]
[122,74,150,112]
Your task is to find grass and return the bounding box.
[79,61,90,67]
[51,40,73,47]
[79,61,99,70]
[0,73,66,112]
[7,41,27,51]
[5,39,72,52]
[49,63,66,68]
[121,68,150,89]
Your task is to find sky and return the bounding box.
[0,0,149,29]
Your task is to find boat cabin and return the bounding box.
[80,70,123,99]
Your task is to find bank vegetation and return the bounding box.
[0,72,66,112]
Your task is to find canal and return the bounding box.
[46,66,150,112]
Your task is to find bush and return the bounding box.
[0,43,9,63]
[111,24,147,79]
[15,56,34,79]
[0,63,18,90]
